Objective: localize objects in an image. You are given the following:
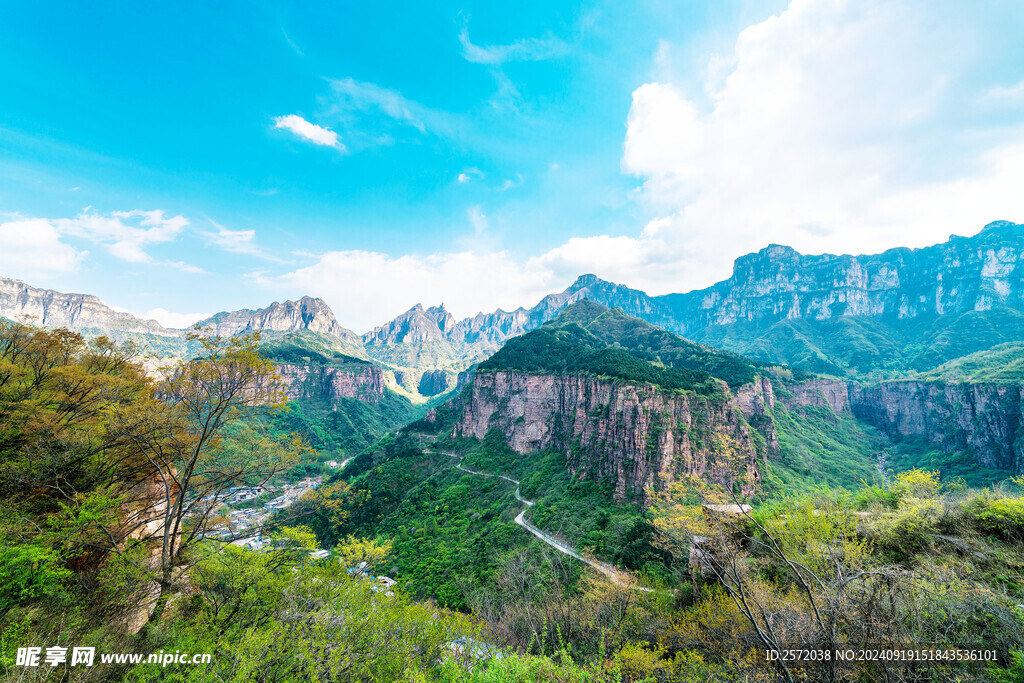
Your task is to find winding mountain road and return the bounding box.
[428,451,653,591]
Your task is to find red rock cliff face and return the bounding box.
[456,371,773,501]
[277,364,385,405]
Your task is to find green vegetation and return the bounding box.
[693,306,1024,378]
[921,341,1024,383]
[306,428,674,610]
[259,330,374,368]
[767,384,1016,492]
[885,435,1016,488]
[254,330,424,461]
[5,320,1024,681]
[480,301,763,394]
[764,401,882,493]
[268,389,420,461]
[695,316,905,375]
[653,470,1024,681]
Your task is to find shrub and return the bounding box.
[852,483,898,510]
[868,499,941,555]
[965,496,1024,543]
[891,468,942,501]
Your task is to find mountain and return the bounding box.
[318,302,779,607]
[354,283,677,398]
[541,221,1024,375]
[449,300,1024,503]
[457,301,775,500]
[195,296,362,344]
[1,276,173,336]
[335,300,1021,608]
[360,304,524,397]
[358,220,1024,394]
[259,343,420,459]
[662,220,1024,331]
[0,280,418,456]
[9,219,1024,398]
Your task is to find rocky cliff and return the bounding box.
[277,363,386,405]
[417,369,452,397]
[197,296,361,343]
[356,221,1024,386]
[363,304,455,345]
[509,221,1024,339]
[0,277,173,335]
[781,377,1024,473]
[850,381,1024,472]
[659,220,1024,333]
[779,379,851,415]
[456,371,771,500]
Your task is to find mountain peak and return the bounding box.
[570,274,604,290]
[195,296,358,342]
[0,276,172,336]
[979,220,1021,235]
[550,299,610,327]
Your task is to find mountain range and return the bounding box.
[4,220,1024,399]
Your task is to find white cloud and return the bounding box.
[467,206,488,236]
[55,209,188,264]
[0,218,84,278]
[201,219,263,256]
[143,307,211,329]
[273,114,344,149]
[253,249,562,332]
[165,261,206,274]
[328,79,428,132]
[457,27,568,111]
[612,0,1024,291]
[458,29,568,65]
[457,167,484,183]
[498,173,523,192]
[988,80,1024,102]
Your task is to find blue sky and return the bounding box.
[2,1,1023,331]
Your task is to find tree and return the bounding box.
[652,478,1023,682]
[110,331,309,596]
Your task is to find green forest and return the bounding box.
[480,301,765,394]
[4,316,1024,682]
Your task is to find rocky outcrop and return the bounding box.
[364,304,455,345]
[417,369,451,397]
[734,375,777,416]
[277,363,386,404]
[658,221,1024,333]
[452,307,536,345]
[0,277,173,335]
[734,376,780,451]
[196,296,360,343]
[850,381,1024,472]
[456,371,770,501]
[780,379,850,415]
[781,377,1024,473]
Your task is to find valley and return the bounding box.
[8,3,1024,678]
[5,221,1024,681]
[433,451,640,588]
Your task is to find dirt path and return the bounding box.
[429,452,653,591]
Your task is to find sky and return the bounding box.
[2,0,1023,332]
